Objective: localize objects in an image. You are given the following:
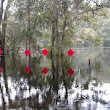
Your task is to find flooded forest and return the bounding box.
[0,0,110,110]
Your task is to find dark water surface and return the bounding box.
[0,48,110,110]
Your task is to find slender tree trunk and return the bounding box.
[0,0,5,23]
[55,1,59,80]
[27,0,31,69]
[61,1,68,56]
[51,0,57,57]
[2,6,11,103]
[1,0,13,104]
[27,0,32,96]
[0,0,5,66]
[51,0,60,79]
[0,0,8,103]
[61,2,68,94]
[50,51,55,80]
[51,22,55,57]
[61,1,68,80]
[12,39,16,72]
[0,80,6,110]
[61,16,67,56]
[51,16,55,78]
[61,15,67,81]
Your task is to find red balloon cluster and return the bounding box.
[23,48,75,75]
[24,48,75,57]
[24,67,49,75]
[0,48,75,76]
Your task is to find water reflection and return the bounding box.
[0,48,110,110]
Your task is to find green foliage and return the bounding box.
[98,11,108,17]
[64,37,74,47]
[94,61,103,73]
[95,36,103,46]
[3,0,110,78]
[81,15,89,22]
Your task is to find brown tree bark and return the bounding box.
[61,1,68,78]
[55,1,59,80]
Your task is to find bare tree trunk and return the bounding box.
[0,0,5,66]
[12,39,16,72]
[0,80,6,110]
[51,22,55,57]
[0,0,12,104]
[2,7,11,104]
[51,9,59,92]
[50,51,55,80]
[61,16,67,56]
[61,1,68,77]
[55,1,59,80]
[51,54,59,95]
[27,0,32,96]
[27,0,31,69]
[60,2,68,93]
[51,0,60,80]
[51,2,56,79]
[0,0,5,23]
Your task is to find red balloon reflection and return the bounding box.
[0,67,3,73]
[0,49,3,55]
[24,67,31,74]
[67,68,74,76]
[42,68,48,75]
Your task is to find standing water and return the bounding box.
[0,48,110,110]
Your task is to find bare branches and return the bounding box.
[91,0,110,8]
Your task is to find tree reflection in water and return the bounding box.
[0,48,110,110]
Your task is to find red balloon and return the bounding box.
[42,49,48,56]
[67,49,74,57]
[67,68,74,76]
[0,67,3,73]
[42,68,48,75]
[24,49,30,56]
[24,67,31,74]
[0,49,3,55]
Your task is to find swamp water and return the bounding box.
[0,48,110,110]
